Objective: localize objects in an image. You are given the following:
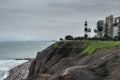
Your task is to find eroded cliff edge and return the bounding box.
[27,41,120,80]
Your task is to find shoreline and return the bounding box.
[7,58,34,61]
[4,58,33,80]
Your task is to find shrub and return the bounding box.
[65,35,74,40]
[59,38,63,41]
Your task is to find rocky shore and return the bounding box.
[26,41,120,80]
[5,59,32,80]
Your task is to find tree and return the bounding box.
[114,35,120,41]
[118,32,120,36]
[65,35,74,40]
[102,35,111,40]
[94,29,97,33]
[59,38,63,41]
[94,29,97,36]
[114,32,120,41]
[88,28,91,38]
[74,36,84,40]
[97,26,103,32]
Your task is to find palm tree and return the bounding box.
[88,28,91,38]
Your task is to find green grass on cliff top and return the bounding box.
[54,40,120,56]
[81,41,120,55]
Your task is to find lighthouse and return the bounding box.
[84,21,88,38]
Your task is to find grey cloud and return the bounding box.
[0,0,120,41]
[48,0,120,14]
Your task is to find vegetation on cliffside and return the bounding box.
[54,40,120,55]
[81,41,120,55]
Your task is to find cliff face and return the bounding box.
[27,41,120,80]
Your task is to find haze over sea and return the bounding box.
[0,41,53,80]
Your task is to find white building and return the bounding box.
[112,26,118,37]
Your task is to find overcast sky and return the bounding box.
[0,0,120,41]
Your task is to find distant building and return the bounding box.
[116,17,120,35]
[112,18,119,37]
[96,20,104,37]
[96,15,120,38]
[84,21,88,38]
[105,15,114,37]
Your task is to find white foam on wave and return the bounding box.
[0,60,15,71]
[0,60,15,65]
[0,70,9,80]
[0,59,28,80]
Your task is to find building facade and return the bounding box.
[97,20,104,37]
[96,15,120,38]
[105,15,114,37]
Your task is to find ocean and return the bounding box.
[0,41,53,80]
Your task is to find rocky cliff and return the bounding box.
[27,41,120,80]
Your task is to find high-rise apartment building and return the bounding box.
[97,20,104,37]
[96,15,120,38]
[117,17,120,35]
[105,15,114,37]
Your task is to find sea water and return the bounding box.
[0,41,53,80]
[0,60,28,80]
